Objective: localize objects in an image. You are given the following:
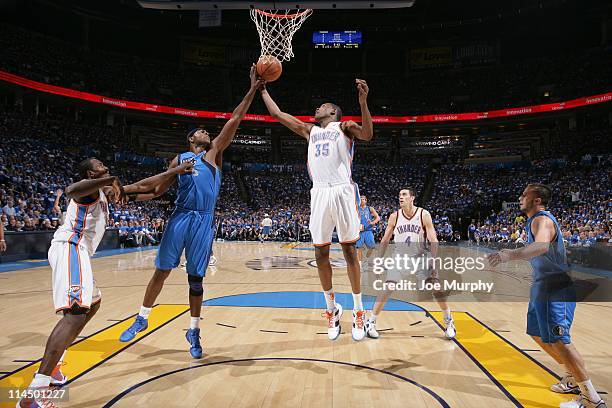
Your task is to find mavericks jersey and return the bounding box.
[175,151,222,213]
[307,122,354,185]
[393,207,426,244]
[359,206,374,231]
[526,210,568,281]
[52,189,109,256]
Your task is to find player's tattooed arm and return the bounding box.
[211,65,265,155]
[124,156,193,201]
[260,86,313,140]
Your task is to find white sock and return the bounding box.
[190,317,200,329]
[352,292,363,311]
[139,306,152,319]
[323,288,336,312]
[370,313,378,322]
[578,380,600,402]
[29,373,51,388]
[443,309,452,320]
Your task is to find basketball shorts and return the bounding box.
[526,283,576,344]
[262,226,271,235]
[356,230,376,249]
[156,210,215,277]
[309,182,360,246]
[49,241,101,313]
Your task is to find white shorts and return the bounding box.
[48,241,101,313]
[309,182,361,246]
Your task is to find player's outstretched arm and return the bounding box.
[260,86,313,140]
[489,217,552,266]
[65,176,118,200]
[211,65,264,153]
[124,157,193,201]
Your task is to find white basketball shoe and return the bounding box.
[323,303,343,340]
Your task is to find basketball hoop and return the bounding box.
[250,9,313,62]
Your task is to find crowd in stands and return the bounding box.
[1,23,611,116]
[1,106,609,253]
[0,108,175,247]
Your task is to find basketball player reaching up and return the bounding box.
[490,184,606,408]
[356,194,380,263]
[17,158,194,408]
[365,188,456,340]
[119,66,264,358]
[260,79,373,341]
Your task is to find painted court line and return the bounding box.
[429,311,567,408]
[0,304,188,408]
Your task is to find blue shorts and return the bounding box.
[155,210,215,277]
[262,226,271,235]
[356,230,375,249]
[526,283,576,344]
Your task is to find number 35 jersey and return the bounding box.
[307,122,354,186]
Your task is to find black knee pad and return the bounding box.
[188,274,204,296]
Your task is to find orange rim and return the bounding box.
[254,9,312,19]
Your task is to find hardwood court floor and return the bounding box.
[0,242,610,407]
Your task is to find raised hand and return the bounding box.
[250,64,266,90]
[356,78,369,104]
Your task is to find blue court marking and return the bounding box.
[292,246,343,252]
[0,246,158,273]
[203,290,424,311]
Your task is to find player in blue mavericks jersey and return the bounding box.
[490,184,606,408]
[120,66,264,358]
[356,194,380,263]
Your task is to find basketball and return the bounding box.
[256,55,282,82]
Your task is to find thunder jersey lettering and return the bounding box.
[307,122,354,185]
[175,151,222,212]
[52,189,109,256]
[393,208,425,244]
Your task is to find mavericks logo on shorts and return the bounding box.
[552,325,565,336]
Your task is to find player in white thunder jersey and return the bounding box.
[364,188,457,340]
[261,79,373,341]
[18,158,193,408]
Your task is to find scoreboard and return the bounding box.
[312,31,362,49]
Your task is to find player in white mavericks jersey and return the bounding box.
[261,79,373,341]
[365,188,456,340]
[18,158,193,408]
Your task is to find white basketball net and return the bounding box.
[250,9,313,62]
